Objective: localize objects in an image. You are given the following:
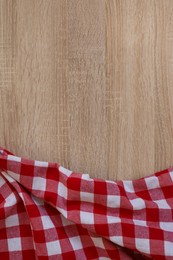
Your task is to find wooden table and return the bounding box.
[1,0,173,181]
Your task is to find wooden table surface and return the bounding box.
[0,0,173,181]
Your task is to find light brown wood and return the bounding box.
[0,0,173,181]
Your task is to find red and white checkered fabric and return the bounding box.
[0,147,173,259]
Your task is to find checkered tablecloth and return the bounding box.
[0,147,173,259]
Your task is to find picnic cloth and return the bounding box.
[0,147,173,259]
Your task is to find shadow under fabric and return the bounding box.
[0,147,173,259]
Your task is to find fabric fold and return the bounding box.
[0,147,173,259]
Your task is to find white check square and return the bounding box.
[110,236,123,247]
[5,214,19,227]
[0,175,5,187]
[169,171,173,182]
[91,236,105,249]
[145,176,160,189]
[130,198,145,210]
[7,155,21,162]
[58,182,67,199]
[107,216,121,224]
[123,180,135,193]
[32,177,46,191]
[80,211,94,224]
[41,216,54,229]
[8,237,21,251]
[70,236,83,250]
[4,193,17,207]
[59,166,72,177]
[164,241,173,256]
[46,240,61,255]
[133,219,147,226]
[107,195,120,208]
[80,191,94,203]
[135,238,150,254]
[4,170,20,182]
[35,160,48,167]
[99,258,111,260]
[58,208,67,218]
[160,222,173,232]
[154,199,171,209]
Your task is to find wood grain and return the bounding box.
[0,0,173,180]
